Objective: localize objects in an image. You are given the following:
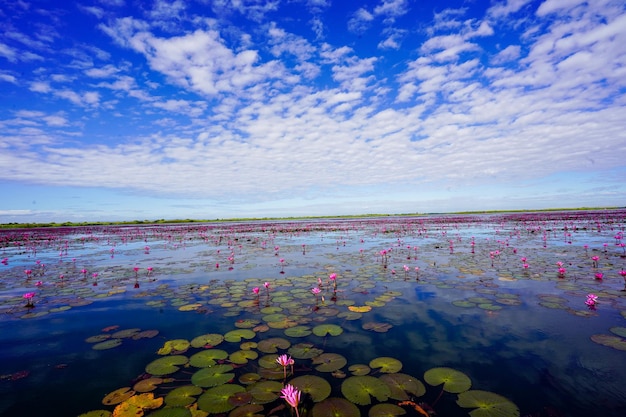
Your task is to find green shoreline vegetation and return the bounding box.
[0,206,622,229]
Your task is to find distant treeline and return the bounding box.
[0,207,622,229]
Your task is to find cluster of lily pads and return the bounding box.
[79,326,520,417]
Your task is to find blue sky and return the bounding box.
[1,0,625,222]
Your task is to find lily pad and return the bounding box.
[369,357,402,373]
[230,349,259,364]
[289,342,324,359]
[348,364,371,376]
[224,329,256,342]
[157,339,190,355]
[111,328,141,338]
[92,339,123,350]
[197,384,246,413]
[257,337,291,353]
[112,393,163,415]
[284,326,313,337]
[102,387,135,405]
[133,377,164,393]
[190,333,224,348]
[380,373,425,400]
[145,355,189,376]
[312,397,361,417]
[290,375,332,402]
[312,353,348,372]
[191,364,235,387]
[235,318,261,328]
[312,324,344,337]
[341,375,391,405]
[247,380,283,402]
[362,322,393,333]
[457,390,520,417]
[85,334,111,343]
[590,334,626,351]
[369,403,407,417]
[424,367,471,393]
[609,327,626,338]
[189,349,229,367]
[164,385,203,406]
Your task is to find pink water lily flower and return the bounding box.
[280,384,301,417]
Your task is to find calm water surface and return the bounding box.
[1,211,625,417]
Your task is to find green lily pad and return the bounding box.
[145,355,189,376]
[609,327,626,338]
[257,337,291,353]
[380,373,426,400]
[85,334,111,343]
[190,333,224,348]
[312,397,360,417]
[424,367,471,393]
[197,384,245,413]
[590,334,626,351]
[247,380,283,402]
[92,339,123,350]
[457,390,520,417]
[132,330,159,340]
[189,349,229,367]
[164,385,203,406]
[133,377,165,393]
[224,329,256,342]
[290,375,332,402]
[312,353,348,372]
[369,357,402,373]
[284,326,313,337]
[111,328,141,338]
[341,375,391,405]
[230,349,259,364]
[348,364,371,376]
[157,339,190,355]
[238,373,261,385]
[452,300,477,308]
[289,342,324,359]
[235,318,261,328]
[369,403,407,417]
[191,364,235,387]
[312,324,344,337]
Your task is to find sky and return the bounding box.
[1,0,625,223]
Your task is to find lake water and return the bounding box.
[1,211,625,417]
